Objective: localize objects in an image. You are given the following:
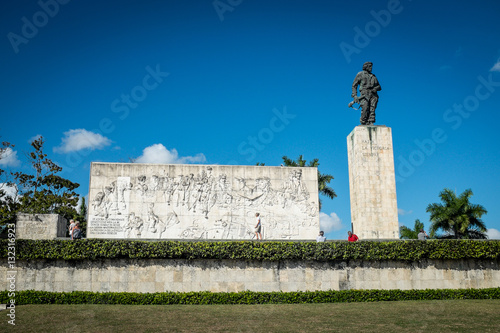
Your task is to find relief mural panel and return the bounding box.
[88,163,320,240]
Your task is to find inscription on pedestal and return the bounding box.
[361,139,390,157]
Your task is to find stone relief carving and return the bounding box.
[88,165,319,240]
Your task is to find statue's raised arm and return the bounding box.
[348,62,381,125]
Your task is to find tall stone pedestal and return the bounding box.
[347,125,399,239]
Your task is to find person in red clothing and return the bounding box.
[347,231,359,242]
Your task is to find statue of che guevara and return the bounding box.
[349,62,381,125]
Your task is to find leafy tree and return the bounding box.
[10,137,80,222]
[75,196,88,236]
[400,219,425,239]
[427,188,487,239]
[0,188,19,225]
[281,155,336,211]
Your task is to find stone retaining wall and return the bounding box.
[2,258,499,293]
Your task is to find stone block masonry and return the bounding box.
[347,126,399,239]
[1,258,498,293]
[16,214,67,240]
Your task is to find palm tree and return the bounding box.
[282,155,336,211]
[400,219,425,239]
[426,188,487,239]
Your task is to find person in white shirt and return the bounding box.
[68,219,76,238]
[418,229,428,240]
[316,231,326,242]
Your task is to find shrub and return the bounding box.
[0,239,499,261]
[1,288,499,305]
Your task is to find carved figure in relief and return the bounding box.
[123,212,136,237]
[134,175,148,196]
[159,210,180,237]
[171,175,183,207]
[200,177,217,219]
[187,168,214,215]
[216,174,232,207]
[147,175,161,198]
[300,201,318,218]
[262,218,278,239]
[280,170,309,208]
[254,178,275,206]
[187,173,196,205]
[102,185,117,217]
[117,179,132,212]
[123,212,144,238]
[133,215,144,237]
[162,176,176,205]
[147,203,161,233]
[234,178,265,203]
[189,176,203,213]
[205,167,218,217]
[151,175,161,191]
[176,175,190,206]
[92,191,106,217]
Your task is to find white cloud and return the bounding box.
[398,208,413,216]
[75,195,86,212]
[0,147,21,167]
[487,228,500,240]
[54,129,112,153]
[319,212,343,233]
[490,59,500,72]
[134,144,206,164]
[0,183,18,201]
[28,134,42,143]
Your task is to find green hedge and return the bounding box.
[0,239,499,261]
[1,288,499,305]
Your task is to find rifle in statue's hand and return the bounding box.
[348,95,361,110]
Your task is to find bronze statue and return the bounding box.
[349,62,381,125]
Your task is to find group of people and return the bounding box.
[316,229,429,242]
[316,230,359,242]
[254,212,362,242]
[68,219,82,240]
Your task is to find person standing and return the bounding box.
[350,61,381,125]
[254,212,262,240]
[347,231,359,242]
[316,231,326,242]
[72,222,82,240]
[418,229,428,240]
[68,219,76,238]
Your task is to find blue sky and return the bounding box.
[1,0,500,239]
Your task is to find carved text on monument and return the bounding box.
[360,139,390,157]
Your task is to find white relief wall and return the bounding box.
[88,163,320,240]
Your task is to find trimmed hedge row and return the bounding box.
[1,239,499,261]
[1,288,499,305]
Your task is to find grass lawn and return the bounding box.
[1,299,499,332]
